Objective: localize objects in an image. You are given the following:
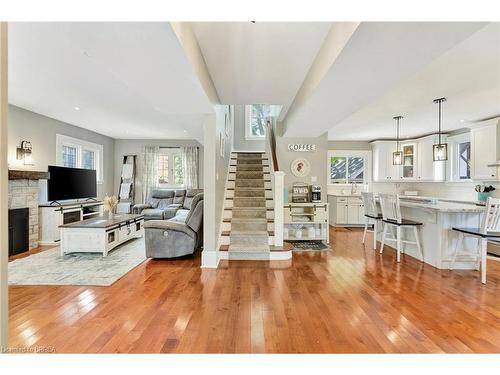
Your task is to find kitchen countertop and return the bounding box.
[398,198,484,213]
[327,193,484,213]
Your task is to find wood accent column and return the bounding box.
[0,22,8,349]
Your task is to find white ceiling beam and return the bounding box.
[171,22,221,105]
[283,22,488,138]
[279,22,359,121]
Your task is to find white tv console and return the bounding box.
[39,200,104,245]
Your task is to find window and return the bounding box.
[330,156,364,184]
[158,153,169,184]
[328,150,371,185]
[158,148,184,187]
[62,145,77,168]
[56,134,104,183]
[245,104,282,140]
[458,141,471,180]
[82,149,95,170]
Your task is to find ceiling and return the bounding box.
[191,22,331,115]
[328,22,500,141]
[282,22,490,138]
[8,22,214,141]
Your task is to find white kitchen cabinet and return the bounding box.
[331,196,364,226]
[416,135,446,181]
[372,141,399,182]
[334,197,348,224]
[471,123,498,180]
[373,136,448,183]
[401,142,417,180]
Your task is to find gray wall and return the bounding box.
[114,139,204,203]
[8,105,115,199]
[328,140,371,151]
[276,132,329,203]
[232,105,265,152]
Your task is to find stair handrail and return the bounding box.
[266,119,279,172]
[265,118,284,246]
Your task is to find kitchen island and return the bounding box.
[376,196,484,269]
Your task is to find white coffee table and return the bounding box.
[59,214,144,256]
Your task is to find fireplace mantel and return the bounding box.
[8,169,49,180]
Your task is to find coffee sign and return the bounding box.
[287,143,316,152]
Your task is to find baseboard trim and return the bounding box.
[201,250,219,268]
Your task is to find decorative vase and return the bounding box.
[108,210,114,220]
[295,229,302,239]
[478,192,490,202]
[308,226,315,239]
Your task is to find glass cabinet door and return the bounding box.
[402,144,416,179]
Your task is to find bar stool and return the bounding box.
[379,193,424,263]
[361,192,383,250]
[451,197,500,284]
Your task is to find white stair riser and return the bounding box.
[219,251,292,261]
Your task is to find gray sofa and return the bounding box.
[144,193,203,258]
[133,189,203,220]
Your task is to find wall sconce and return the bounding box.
[16,140,34,165]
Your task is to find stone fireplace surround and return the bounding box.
[8,170,49,250]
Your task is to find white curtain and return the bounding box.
[142,145,160,202]
[181,146,199,189]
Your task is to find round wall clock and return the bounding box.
[290,158,311,177]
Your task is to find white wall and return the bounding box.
[276,129,329,203]
[0,21,8,349]
[8,105,115,199]
[114,139,204,203]
[202,105,233,268]
[232,105,265,152]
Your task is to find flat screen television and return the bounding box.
[47,165,97,202]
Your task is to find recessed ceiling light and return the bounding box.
[183,130,188,133]
[460,119,465,122]
[73,106,80,111]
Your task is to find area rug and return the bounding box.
[287,240,330,251]
[8,238,147,286]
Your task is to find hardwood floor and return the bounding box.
[8,227,500,353]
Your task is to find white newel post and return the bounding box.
[274,171,284,247]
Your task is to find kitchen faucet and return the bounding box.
[351,182,358,195]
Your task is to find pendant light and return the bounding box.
[393,116,403,165]
[433,97,448,161]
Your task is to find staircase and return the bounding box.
[221,152,274,260]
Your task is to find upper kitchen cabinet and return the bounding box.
[372,141,400,182]
[417,135,446,181]
[401,142,417,180]
[471,121,500,180]
[372,136,448,182]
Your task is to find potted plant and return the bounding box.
[103,195,118,220]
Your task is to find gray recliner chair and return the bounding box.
[144,193,204,258]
